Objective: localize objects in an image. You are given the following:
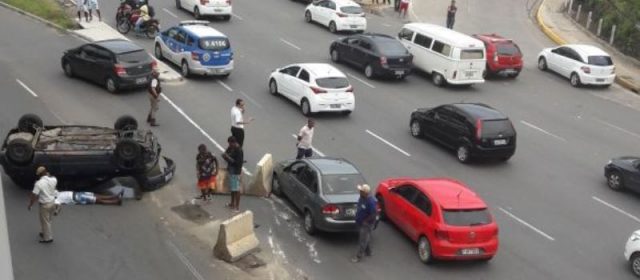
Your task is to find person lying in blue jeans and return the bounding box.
[54,191,124,206]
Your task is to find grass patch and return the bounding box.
[2,0,75,29]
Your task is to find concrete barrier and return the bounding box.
[213,210,260,262]
[246,154,273,197]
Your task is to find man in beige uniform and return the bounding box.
[28,166,58,243]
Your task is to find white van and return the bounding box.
[398,23,486,86]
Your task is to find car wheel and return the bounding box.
[114,115,138,131]
[305,11,312,23]
[432,72,445,87]
[418,236,434,264]
[18,113,43,134]
[175,0,181,9]
[500,155,512,162]
[509,71,520,78]
[194,7,201,19]
[410,119,422,138]
[457,145,471,163]
[330,49,340,63]
[271,174,282,196]
[303,210,317,235]
[154,44,163,59]
[631,253,640,277]
[269,79,279,96]
[570,72,581,87]
[376,195,386,221]
[223,15,231,21]
[364,64,375,79]
[537,57,547,71]
[145,24,158,38]
[607,171,625,191]
[181,60,190,78]
[341,110,352,116]
[63,61,74,77]
[482,68,489,79]
[116,18,131,34]
[106,77,119,93]
[329,21,337,33]
[6,138,34,165]
[115,138,142,169]
[301,99,311,116]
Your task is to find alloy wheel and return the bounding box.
[64,62,73,77]
[410,120,421,137]
[329,21,337,33]
[607,172,623,190]
[633,256,640,276]
[418,237,431,263]
[331,49,340,62]
[301,99,311,116]
[570,73,580,87]
[457,145,469,163]
[181,61,190,77]
[538,58,547,70]
[269,80,278,95]
[155,45,163,59]
[106,78,117,93]
[305,11,312,23]
[365,65,374,79]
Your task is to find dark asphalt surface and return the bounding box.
[2,0,640,279]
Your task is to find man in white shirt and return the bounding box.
[27,166,58,243]
[230,98,253,147]
[296,119,315,159]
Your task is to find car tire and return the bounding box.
[115,138,142,169]
[181,60,191,78]
[105,76,119,93]
[630,252,640,277]
[418,236,434,264]
[271,174,282,196]
[432,72,445,87]
[194,7,201,19]
[154,44,163,60]
[18,113,43,134]
[376,195,386,221]
[269,79,279,96]
[537,57,547,71]
[301,98,312,116]
[305,11,312,23]
[329,21,337,33]
[63,61,74,78]
[6,138,34,166]
[500,155,512,162]
[303,210,317,235]
[341,110,352,116]
[482,68,490,79]
[330,49,340,63]
[607,171,625,191]
[364,64,375,79]
[175,0,181,9]
[219,73,230,79]
[145,24,158,38]
[457,145,471,163]
[114,115,138,131]
[223,15,231,21]
[410,119,422,138]
[509,71,520,78]
[570,72,581,87]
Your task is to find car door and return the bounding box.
[161,28,180,63]
[629,161,640,191]
[278,66,301,100]
[75,45,101,80]
[564,48,584,76]
[294,68,311,103]
[430,106,453,145]
[92,47,116,84]
[172,30,189,65]
[353,39,373,68]
[547,47,564,73]
[550,47,574,77]
[406,191,434,241]
[281,161,306,204]
[290,165,316,210]
[340,37,359,65]
[386,185,418,235]
[311,0,327,24]
[416,109,438,140]
[440,108,469,147]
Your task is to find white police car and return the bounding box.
[154,21,233,77]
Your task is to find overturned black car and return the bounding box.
[0,114,175,191]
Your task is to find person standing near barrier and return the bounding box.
[77,0,89,22]
[398,0,410,18]
[195,144,218,201]
[27,166,58,244]
[296,119,315,159]
[446,0,458,29]
[352,184,377,263]
[230,99,253,147]
[87,0,101,21]
[223,136,244,212]
[147,70,161,126]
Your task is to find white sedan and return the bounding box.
[175,0,232,21]
[537,44,615,87]
[269,63,355,116]
[624,230,640,277]
[305,0,366,33]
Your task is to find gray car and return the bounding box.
[272,158,366,235]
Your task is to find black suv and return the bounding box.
[409,103,516,163]
[330,33,413,79]
[61,39,156,93]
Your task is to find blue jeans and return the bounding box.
[296,148,313,159]
[135,17,144,32]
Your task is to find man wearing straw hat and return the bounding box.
[27,166,58,244]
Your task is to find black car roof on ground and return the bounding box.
[452,103,507,120]
[307,158,359,175]
[93,39,143,54]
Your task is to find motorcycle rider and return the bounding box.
[134,2,151,33]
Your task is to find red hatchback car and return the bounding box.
[375,177,498,263]
[472,34,523,78]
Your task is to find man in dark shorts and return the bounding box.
[222,136,243,212]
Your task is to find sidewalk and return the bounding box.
[73,20,183,83]
[537,0,640,93]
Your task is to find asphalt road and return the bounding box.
[3,0,640,279]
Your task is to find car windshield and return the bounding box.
[443,209,491,226]
[496,43,521,56]
[116,50,149,63]
[316,77,350,89]
[322,174,365,195]
[460,49,484,59]
[199,37,230,51]
[376,40,408,56]
[482,119,513,137]
[340,6,363,14]
[587,55,613,66]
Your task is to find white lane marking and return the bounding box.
[593,196,640,224]
[268,196,300,218]
[165,240,206,280]
[365,129,411,157]
[16,79,38,97]
[520,120,567,142]
[161,94,252,176]
[346,72,375,89]
[232,13,243,20]
[290,134,326,157]
[594,118,640,140]
[381,23,392,27]
[498,207,555,241]
[163,8,178,18]
[216,80,233,92]
[279,38,301,51]
[238,91,262,109]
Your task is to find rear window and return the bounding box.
[199,37,230,51]
[376,40,408,56]
[315,77,350,89]
[443,209,491,226]
[460,49,484,59]
[496,43,521,56]
[340,6,363,14]
[116,50,150,63]
[587,55,613,66]
[481,119,514,137]
[322,174,365,195]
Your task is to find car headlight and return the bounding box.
[607,160,612,165]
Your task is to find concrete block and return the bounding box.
[247,154,273,197]
[213,210,260,262]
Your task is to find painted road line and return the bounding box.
[239,90,262,109]
[365,129,411,157]
[165,240,205,280]
[381,23,392,27]
[162,8,178,18]
[279,38,301,51]
[593,196,640,224]
[594,118,640,140]
[217,80,233,92]
[267,196,300,218]
[161,94,252,176]
[232,13,244,20]
[16,79,37,97]
[346,72,375,89]
[520,120,567,142]
[290,134,326,157]
[498,207,555,241]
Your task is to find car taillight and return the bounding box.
[114,64,127,77]
[494,51,498,62]
[476,119,483,142]
[151,60,158,71]
[200,0,209,4]
[346,85,354,93]
[322,204,339,216]
[337,12,347,17]
[452,70,457,79]
[191,52,199,60]
[380,56,387,66]
[581,66,591,74]
[611,66,615,74]
[310,86,327,94]
[435,229,449,240]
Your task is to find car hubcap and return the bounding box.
[331,50,338,62]
[538,59,545,69]
[458,146,468,161]
[155,46,161,58]
[182,63,188,76]
[330,22,336,32]
[305,213,312,231]
[302,101,310,115]
[411,121,420,136]
[419,238,429,261]
[571,75,578,85]
[305,12,311,22]
[65,64,72,75]
[195,8,199,17]
[634,258,640,275]
[107,79,115,91]
[608,174,620,189]
[433,74,441,85]
[365,66,373,77]
[270,81,277,94]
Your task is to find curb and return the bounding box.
[535,0,639,94]
[0,1,75,34]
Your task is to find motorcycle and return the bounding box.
[115,3,133,23]
[116,13,159,39]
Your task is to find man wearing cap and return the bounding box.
[27,166,59,243]
[147,70,161,126]
[352,184,377,263]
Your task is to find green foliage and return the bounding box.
[2,0,75,29]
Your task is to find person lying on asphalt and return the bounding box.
[54,191,124,206]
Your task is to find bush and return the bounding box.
[2,0,75,29]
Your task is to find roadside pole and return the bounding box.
[0,173,14,280]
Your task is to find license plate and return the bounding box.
[395,70,404,75]
[465,71,475,78]
[350,25,357,28]
[596,78,605,82]
[494,139,507,146]
[164,171,173,182]
[345,208,356,217]
[136,77,147,84]
[461,248,480,255]
[330,104,341,109]
[214,9,222,12]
